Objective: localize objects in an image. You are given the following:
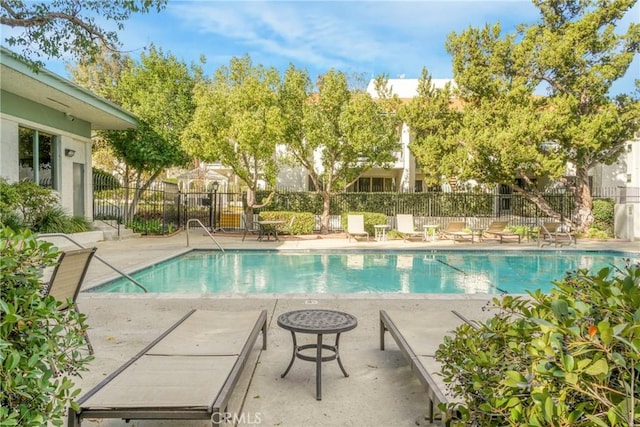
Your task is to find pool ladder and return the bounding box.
[38,233,148,293]
[185,219,225,253]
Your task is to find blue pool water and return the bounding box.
[90,250,639,294]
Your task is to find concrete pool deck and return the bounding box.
[51,231,638,426]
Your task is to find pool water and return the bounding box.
[90,250,639,294]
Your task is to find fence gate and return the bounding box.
[178,190,243,232]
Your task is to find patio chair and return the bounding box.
[280,216,300,239]
[396,214,424,242]
[482,221,521,244]
[68,309,268,427]
[347,214,369,242]
[241,214,261,242]
[380,302,494,424]
[538,222,576,247]
[45,247,97,354]
[440,221,472,242]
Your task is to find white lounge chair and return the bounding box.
[347,215,369,242]
[396,214,423,242]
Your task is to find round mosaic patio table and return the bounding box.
[277,309,358,400]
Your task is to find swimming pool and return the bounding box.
[90,250,639,294]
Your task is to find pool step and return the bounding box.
[92,220,141,241]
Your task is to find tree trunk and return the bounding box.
[320,191,331,234]
[511,184,561,221]
[572,166,594,233]
[245,188,256,229]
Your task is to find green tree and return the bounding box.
[183,55,282,227]
[0,0,166,69]
[400,68,462,189]
[408,0,640,231]
[73,45,199,221]
[280,69,401,233]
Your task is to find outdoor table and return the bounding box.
[277,309,358,400]
[256,220,285,241]
[423,224,439,242]
[374,224,389,241]
[470,227,484,243]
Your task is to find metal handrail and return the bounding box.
[185,219,225,252]
[37,233,148,293]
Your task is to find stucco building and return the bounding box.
[0,47,138,219]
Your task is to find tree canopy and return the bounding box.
[281,69,401,232]
[183,55,282,222]
[72,45,199,220]
[0,0,166,69]
[404,0,640,231]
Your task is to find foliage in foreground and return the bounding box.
[0,179,90,233]
[0,227,93,426]
[436,263,640,426]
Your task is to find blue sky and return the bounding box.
[37,1,640,95]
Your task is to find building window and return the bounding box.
[414,180,423,192]
[350,177,393,192]
[19,127,57,189]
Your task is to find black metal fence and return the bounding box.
[93,174,633,235]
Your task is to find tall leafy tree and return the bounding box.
[280,68,401,233]
[400,68,463,189]
[0,0,166,69]
[183,55,282,227]
[72,45,199,220]
[408,0,640,231]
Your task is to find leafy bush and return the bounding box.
[436,263,640,426]
[258,211,315,235]
[591,199,615,238]
[0,227,93,426]
[0,178,20,220]
[32,207,90,234]
[9,181,60,228]
[92,168,120,191]
[126,216,162,235]
[0,180,88,234]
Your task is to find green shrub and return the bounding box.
[257,211,315,235]
[436,263,640,426]
[0,227,93,426]
[592,198,615,224]
[10,181,60,228]
[126,216,162,235]
[0,178,20,220]
[592,199,615,238]
[92,168,120,190]
[32,207,90,234]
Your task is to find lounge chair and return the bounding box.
[440,221,472,242]
[241,214,261,242]
[347,214,369,242]
[68,309,268,427]
[538,222,576,247]
[482,221,521,244]
[379,305,492,425]
[45,247,97,354]
[396,214,424,242]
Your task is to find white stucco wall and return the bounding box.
[0,117,19,181]
[0,114,92,219]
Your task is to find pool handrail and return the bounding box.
[37,233,148,293]
[185,219,225,252]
